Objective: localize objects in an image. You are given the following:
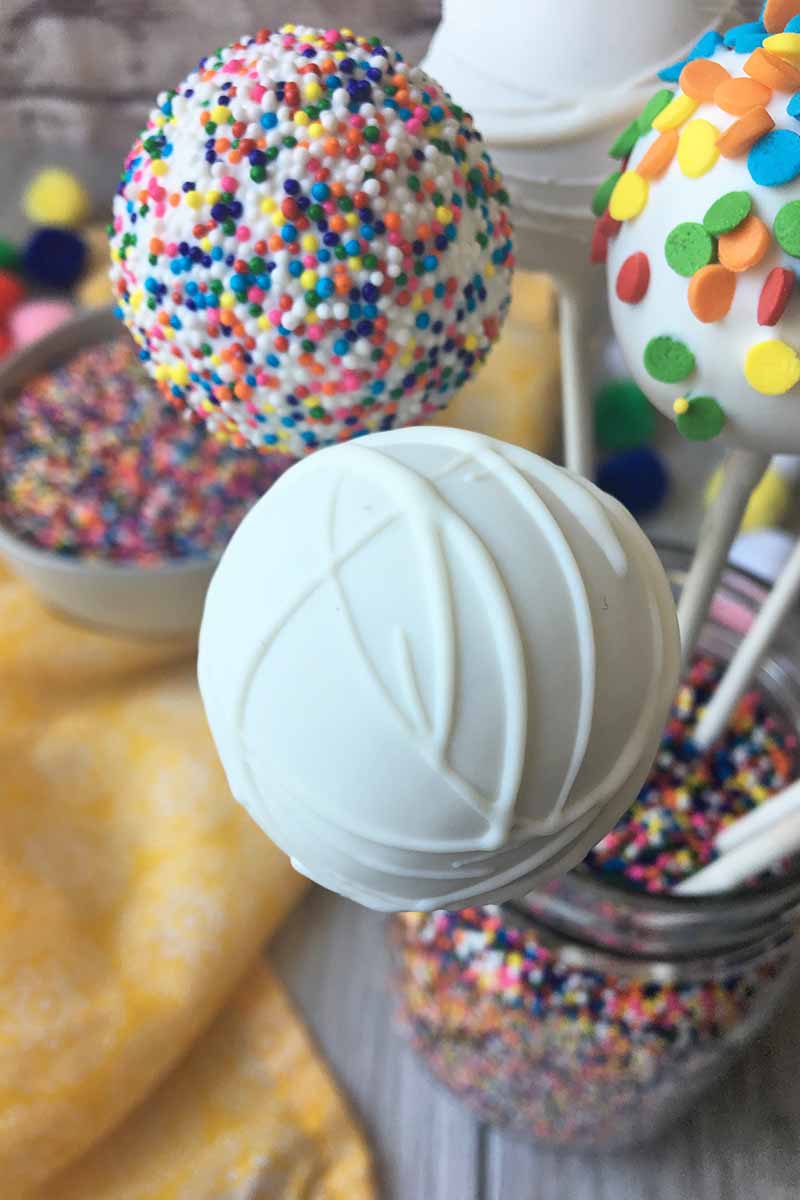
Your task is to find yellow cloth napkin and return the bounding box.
[42,962,375,1200]
[0,577,373,1198]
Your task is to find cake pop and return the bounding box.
[198,427,679,911]
[600,0,800,746]
[110,25,513,458]
[423,0,748,475]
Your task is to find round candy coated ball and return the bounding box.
[198,427,679,910]
[22,167,90,228]
[596,446,669,517]
[110,25,513,457]
[9,299,75,348]
[23,228,87,289]
[605,35,800,454]
[0,270,25,320]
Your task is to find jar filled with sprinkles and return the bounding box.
[389,548,800,1150]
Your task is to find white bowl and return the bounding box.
[0,307,220,638]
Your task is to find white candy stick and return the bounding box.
[715,778,800,855]
[694,537,800,748]
[558,281,594,480]
[677,449,769,670]
[675,811,800,897]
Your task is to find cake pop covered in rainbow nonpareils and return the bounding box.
[110,25,514,456]
[594,3,800,451]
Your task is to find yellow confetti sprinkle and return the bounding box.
[745,340,800,394]
[170,362,189,386]
[150,160,168,176]
[464,334,478,351]
[763,31,800,66]
[200,236,212,251]
[185,191,203,209]
[260,196,277,214]
[129,288,144,310]
[653,92,699,132]
[308,122,323,139]
[301,234,318,252]
[435,206,453,224]
[300,269,317,288]
[154,363,170,382]
[348,257,362,270]
[345,212,359,228]
[678,119,720,178]
[305,80,322,101]
[211,105,230,124]
[257,315,270,330]
[220,292,235,309]
[206,190,221,205]
[609,170,649,221]
[294,111,310,127]
[673,397,690,415]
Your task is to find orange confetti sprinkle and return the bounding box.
[688,264,737,322]
[680,58,730,102]
[714,76,773,114]
[763,0,800,34]
[718,214,771,272]
[744,46,800,91]
[637,129,679,179]
[717,107,776,157]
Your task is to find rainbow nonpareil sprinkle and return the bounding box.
[391,656,800,1148]
[0,337,288,564]
[110,25,513,456]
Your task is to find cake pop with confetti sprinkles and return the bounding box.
[596,1,800,451]
[110,25,513,457]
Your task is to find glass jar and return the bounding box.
[389,547,800,1151]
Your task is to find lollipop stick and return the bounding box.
[558,282,594,480]
[674,810,800,897]
[677,449,769,670]
[715,777,800,855]
[694,537,800,749]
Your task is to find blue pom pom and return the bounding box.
[22,227,87,289]
[596,447,669,518]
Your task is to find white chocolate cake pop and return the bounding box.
[198,427,679,911]
[110,25,513,457]
[603,3,800,451]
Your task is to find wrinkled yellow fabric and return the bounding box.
[0,578,320,1195]
[43,962,375,1200]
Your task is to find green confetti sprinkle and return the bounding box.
[592,170,622,217]
[703,191,752,237]
[609,120,641,160]
[665,222,715,277]
[675,395,727,442]
[774,200,800,258]
[644,336,696,383]
[637,89,674,135]
[595,379,656,452]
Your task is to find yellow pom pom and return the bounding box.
[745,340,800,395]
[23,167,90,228]
[705,465,791,532]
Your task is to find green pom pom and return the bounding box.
[675,395,726,442]
[0,238,20,273]
[595,379,656,452]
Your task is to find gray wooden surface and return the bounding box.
[272,888,800,1200]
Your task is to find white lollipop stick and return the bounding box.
[677,449,769,670]
[558,280,594,480]
[694,537,800,748]
[675,810,800,897]
[715,778,800,856]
